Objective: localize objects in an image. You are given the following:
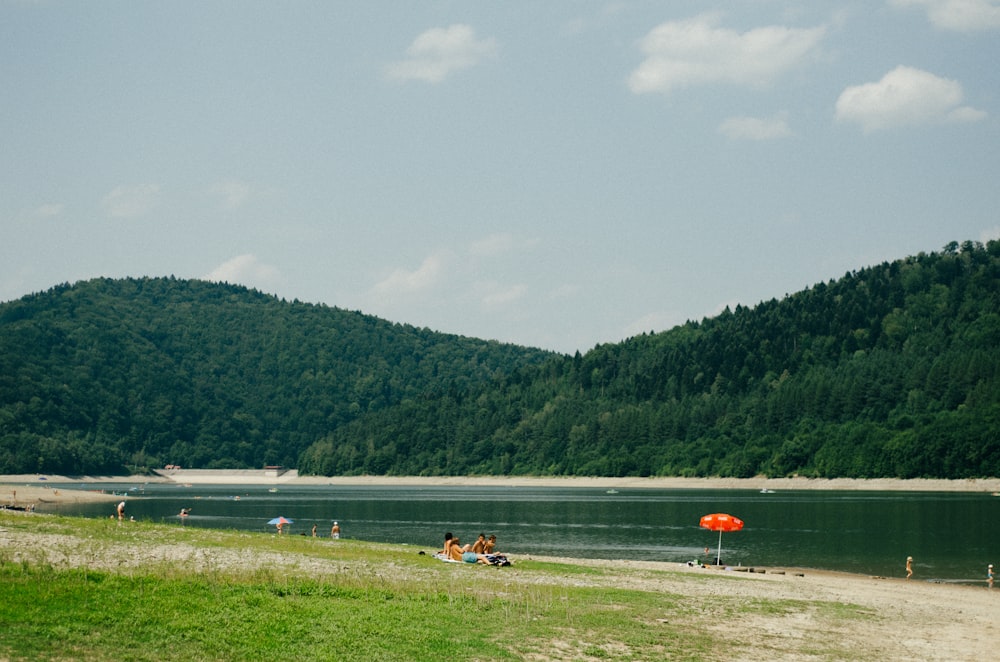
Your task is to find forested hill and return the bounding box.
[2,242,999,479]
[0,278,554,474]
[299,241,1000,479]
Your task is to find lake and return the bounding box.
[50,482,999,583]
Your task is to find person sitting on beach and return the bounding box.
[484,535,497,554]
[450,535,491,564]
[452,537,489,564]
[463,533,486,554]
[438,533,491,564]
[447,536,465,561]
[439,532,455,555]
[460,549,490,564]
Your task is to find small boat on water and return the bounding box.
[760,488,776,494]
[605,489,619,495]
[268,487,279,493]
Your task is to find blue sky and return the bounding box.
[3,1,998,353]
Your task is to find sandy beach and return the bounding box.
[1,481,123,509]
[6,471,1000,492]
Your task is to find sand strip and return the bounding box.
[5,472,1000,496]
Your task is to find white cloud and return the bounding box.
[385,24,497,83]
[469,232,516,257]
[33,203,64,218]
[372,254,446,297]
[947,105,989,122]
[468,232,538,258]
[211,179,252,210]
[474,281,527,308]
[203,254,282,288]
[718,113,793,140]
[889,0,1000,32]
[835,65,986,132]
[628,13,826,94]
[102,184,160,218]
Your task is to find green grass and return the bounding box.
[0,513,877,661]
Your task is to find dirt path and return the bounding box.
[570,558,998,661]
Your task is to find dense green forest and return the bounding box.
[298,240,1000,479]
[0,278,553,474]
[2,240,999,478]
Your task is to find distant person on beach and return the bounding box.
[988,564,994,589]
[117,501,125,521]
[276,521,284,535]
[331,522,340,539]
[312,524,317,537]
[906,556,913,579]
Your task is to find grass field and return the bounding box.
[0,511,983,661]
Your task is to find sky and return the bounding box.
[2,1,998,354]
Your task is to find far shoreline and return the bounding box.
[4,471,1000,496]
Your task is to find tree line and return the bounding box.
[0,277,552,474]
[2,240,998,479]
[298,240,1000,479]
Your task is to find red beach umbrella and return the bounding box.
[699,513,744,565]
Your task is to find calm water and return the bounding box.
[47,483,1000,583]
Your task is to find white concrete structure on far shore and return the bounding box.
[152,468,300,484]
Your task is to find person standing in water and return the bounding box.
[331,521,340,539]
[905,556,913,580]
[988,564,994,589]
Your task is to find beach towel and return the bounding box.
[432,552,512,566]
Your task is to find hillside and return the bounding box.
[0,278,553,474]
[299,240,1000,479]
[2,241,998,479]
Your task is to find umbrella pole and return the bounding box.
[717,530,723,565]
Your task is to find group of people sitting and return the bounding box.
[438,532,509,565]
